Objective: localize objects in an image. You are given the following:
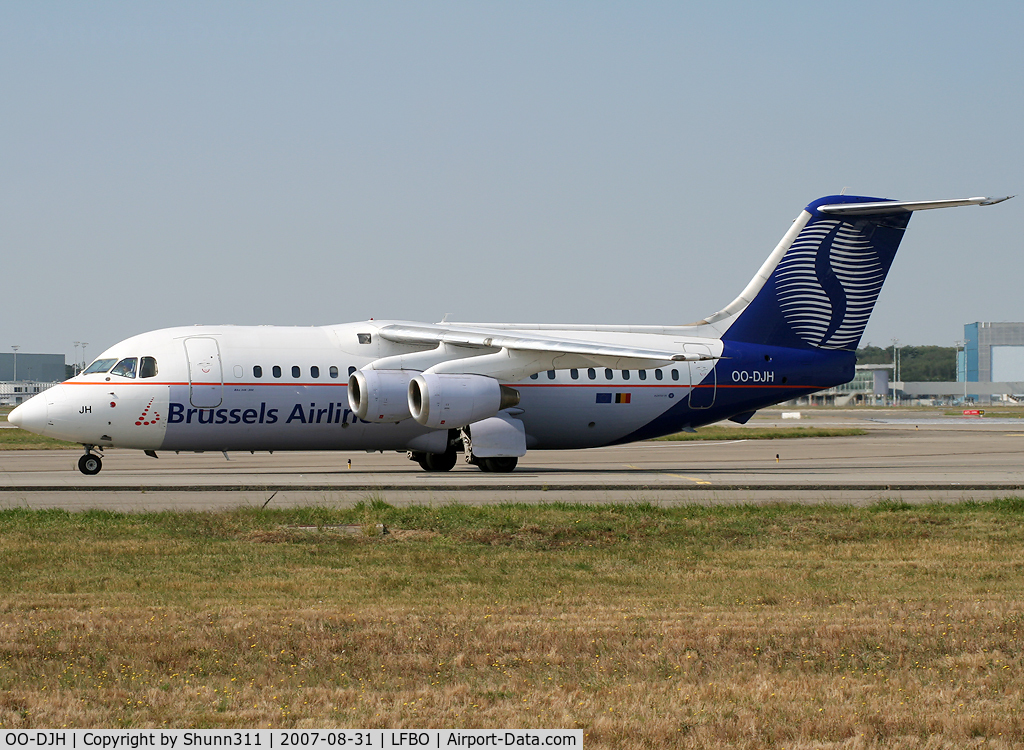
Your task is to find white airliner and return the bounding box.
[9,193,1011,475]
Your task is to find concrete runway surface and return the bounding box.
[2,410,1023,510]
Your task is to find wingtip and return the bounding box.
[979,195,1014,206]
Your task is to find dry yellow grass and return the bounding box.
[1,501,1023,748]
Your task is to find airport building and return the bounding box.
[0,352,65,383]
[805,322,1024,406]
[0,381,55,405]
[961,322,1024,386]
[0,352,66,405]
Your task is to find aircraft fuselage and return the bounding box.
[22,322,850,455]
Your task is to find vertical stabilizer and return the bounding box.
[721,195,911,350]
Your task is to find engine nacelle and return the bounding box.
[348,369,417,422]
[408,373,520,429]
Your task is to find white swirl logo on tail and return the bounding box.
[773,220,885,350]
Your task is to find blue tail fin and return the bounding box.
[721,195,911,350]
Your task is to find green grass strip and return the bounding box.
[655,425,867,440]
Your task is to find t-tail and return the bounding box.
[706,194,1012,350]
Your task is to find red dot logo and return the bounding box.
[134,399,161,427]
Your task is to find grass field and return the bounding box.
[0,429,79,450]
[0,405,85,449]
[1,500,1022,747]
[655,426,867,441]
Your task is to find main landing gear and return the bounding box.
[473,456,518,473]
[78,447,103,476]
[408,430,519,473]
[408,449,518,473]
[413,447,459,472]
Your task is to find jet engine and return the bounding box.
[348,369,417,422]
[408,373,520,429]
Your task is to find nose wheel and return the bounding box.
[78,451,103,476]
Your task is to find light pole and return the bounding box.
[962,339,971,403]
[73,342,80,375]
[954,340,964,404]
[891,338,898,406]
[10,346,19,382]
[81,343,88,372]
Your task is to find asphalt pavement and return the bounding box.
[2,409,1022,510]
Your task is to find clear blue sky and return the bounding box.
[2,1,1021,363]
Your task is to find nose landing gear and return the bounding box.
[78,447,103,476]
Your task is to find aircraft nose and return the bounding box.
[7,393,47,434]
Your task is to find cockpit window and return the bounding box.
[83,358,118,375]
[110,358,138,378]
[139,357,158,378]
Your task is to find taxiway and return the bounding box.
[1,411,1022,510]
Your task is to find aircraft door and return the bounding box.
[184,337,223,408]
[685,343,716,409]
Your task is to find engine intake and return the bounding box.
[408,373,520,429]
[348,369,417,422]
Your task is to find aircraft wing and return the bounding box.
[377,324,717,363]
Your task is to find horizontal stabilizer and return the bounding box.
[819,196,1013,216]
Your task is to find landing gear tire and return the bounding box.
[78,453,102,476]
[416,449,458,472]
[478,456,518,473]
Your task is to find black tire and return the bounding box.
[418,449,458,472]
[480,456,517,473]
[78,454,102,476]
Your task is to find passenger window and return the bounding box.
[292,366,301,378]
[329,366,339,379]
[139,357,158,378]
[273,366,282,378]
[83,358,118,375]
[587,368,596,380]
[311,366,320,378]
[605,368,613,380]
[348,366,357,376]
[110,358,138,378]
[622,370,630,381]
[654,369,663,381]
[547,370,556,380]
[671,369,679,381]
[530,373,539,380]
[638,370,647,381]
[254,365,263,378]
[570,369,579,380]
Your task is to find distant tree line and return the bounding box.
[856,345,956,381]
